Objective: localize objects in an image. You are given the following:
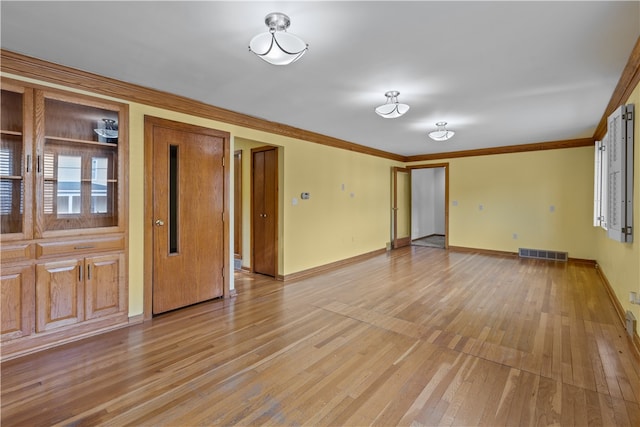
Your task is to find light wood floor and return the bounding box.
[2,247,639,426]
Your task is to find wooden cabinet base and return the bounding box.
[0,312,129,361]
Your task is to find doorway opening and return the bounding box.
[234,138,282,279]
[411,164,449,249]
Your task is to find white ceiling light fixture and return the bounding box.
[428,122,455,141]
[248,12,308,66]
[375,91,410,118]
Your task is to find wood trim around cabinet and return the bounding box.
[143,115,231,320]
[0,78,34,243]
[1,312,129,362]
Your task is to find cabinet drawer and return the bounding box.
[36,236,124,259]
[1,243,34,264]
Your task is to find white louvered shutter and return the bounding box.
[606,105,634,242]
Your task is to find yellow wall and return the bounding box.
[283,142,399,273]
[594,81,640,322]
[4,73,398,316]
[128,106,398,314]
[410,146,598,259]
[8,71,636,324]
[234,136,399,275]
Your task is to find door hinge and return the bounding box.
[222,266,224,278]
[222,157,225,167]
[625,111,633,121]
[623,226,632,235]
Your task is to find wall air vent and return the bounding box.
[518,248,568,262]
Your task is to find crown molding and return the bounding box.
[3,47,631,163]
[593,36,640,141]
[405,137,594,162]
[0,49,405,162]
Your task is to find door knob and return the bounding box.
[155,219,165,226]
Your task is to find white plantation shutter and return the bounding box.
[606,104,634,243]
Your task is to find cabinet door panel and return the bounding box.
[35,91,123,236]
[1,265,34,339]
[85,253,125,320]
[36,259,83,332]
[1,83,34,241]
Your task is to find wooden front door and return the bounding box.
[150,119,226,314]
[252,146,277,277]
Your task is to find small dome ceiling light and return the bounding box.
[428,122,455,141]
[249,12,308,65]
[375,91,410,119]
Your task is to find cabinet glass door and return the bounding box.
[40,96,119,232]
[1,89,26,236]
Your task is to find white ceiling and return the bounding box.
[2,1,639,157]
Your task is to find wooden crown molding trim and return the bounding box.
[6,43,635,163]
[0,49,405,162]
[406,137,594,162]
[593,36,640,141]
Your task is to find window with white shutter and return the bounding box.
[603,104,634,243]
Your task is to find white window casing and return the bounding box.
[594,137,607,229]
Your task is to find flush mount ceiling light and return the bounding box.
[375,91,410,118]
[428,122,455,141]
[248,12,308,65]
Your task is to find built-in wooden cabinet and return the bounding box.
[38,92,120,234]
[1,81,33,241]
[0,263,34,340]
[84,252,126,320]
[1,78,128,360]
[36,258,84,332]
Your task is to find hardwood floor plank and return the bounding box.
[533,376,562,426]
[2,247,639,426]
